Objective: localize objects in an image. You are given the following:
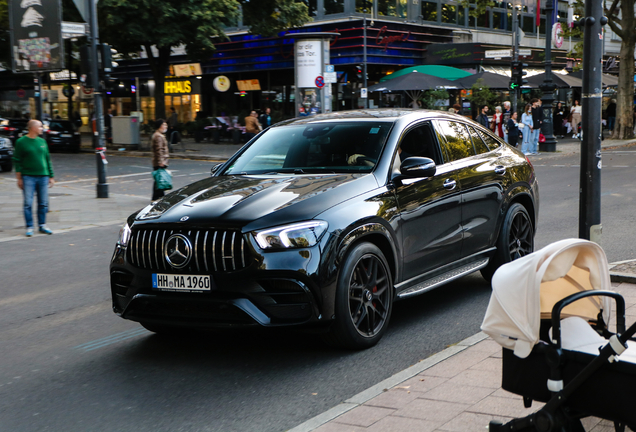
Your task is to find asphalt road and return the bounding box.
[2,148,636,431]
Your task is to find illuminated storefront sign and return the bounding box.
[164,79,200,94]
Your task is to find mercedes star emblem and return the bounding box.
[180,216,190,221]
[164,234,192,269]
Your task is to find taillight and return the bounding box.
[0,126,16,132]
[47,130,60,135]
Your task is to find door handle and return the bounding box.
[494,165,506,175]
[443,178,457,190]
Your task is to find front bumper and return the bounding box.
[110,236,331,329]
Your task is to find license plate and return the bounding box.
[152,273,212,292]
[61,133,72,137]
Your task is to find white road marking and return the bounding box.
[75,328,149,352]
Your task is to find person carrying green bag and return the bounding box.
[151,119,170,200]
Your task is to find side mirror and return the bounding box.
[210,163,222,176]
[399,157,436,178]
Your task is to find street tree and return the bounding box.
[605,0,635,139]
[99,0,311,120]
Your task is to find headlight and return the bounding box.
[253,221,328,250]
[0,138,11,149]
[117,223,132,247]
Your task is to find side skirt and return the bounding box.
[395,249,494,299]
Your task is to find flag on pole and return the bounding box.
[536,0,541,27]
[567,0,575,28]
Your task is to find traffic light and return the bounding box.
[100,44,115,82]
[79,44,96,88]
[356,65,363,80]
[510,60,528,88]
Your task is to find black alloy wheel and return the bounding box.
[481,203,534,282]
[323,242,393,349]
[348,254,391,337]
[506,205,533,260]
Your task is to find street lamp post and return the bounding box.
[539,0,557,153]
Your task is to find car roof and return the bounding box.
[274,109,477,127]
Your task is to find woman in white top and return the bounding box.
[520,104,534,155]
[571,100,582,138]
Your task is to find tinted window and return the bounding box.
[224,122,392,175]
[467,126,490,154]
[436,120,476,162]
[49,121,75,132]
[478,129,502,150]
[399,123,442,164]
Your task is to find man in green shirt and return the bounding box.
[13,120,55,237]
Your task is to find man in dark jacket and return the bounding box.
[476,105,490,129]
[530,99,543,154]
[606,99,616,134]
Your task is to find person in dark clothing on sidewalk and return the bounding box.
[151,119,169,201]
[553,102,565,138]
[259,107,272,128]
[476,105,490,129]
[606,99,617,135]
[530,99,542,154]
[506,111,521,148]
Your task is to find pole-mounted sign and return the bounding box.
[9,0,65,73]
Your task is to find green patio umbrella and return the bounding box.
[379,65,472,82]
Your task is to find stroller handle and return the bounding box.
[551,290,626,349]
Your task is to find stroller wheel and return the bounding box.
[322,242,393,350]
[481,203,534,282]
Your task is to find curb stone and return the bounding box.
[286,332,489,432]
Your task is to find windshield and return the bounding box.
[223,121,393,175]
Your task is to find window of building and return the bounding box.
[522,14,534,33]
[324,0,345,14]
[477,9,491,28]
[492,10,512,30]
[421,1,438,22]
[539,17,546,34]
[458,6,466,26]
[378,0,408,17]
[303,0,318,16]
[441,4,458,24]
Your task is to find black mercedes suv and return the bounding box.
[110,109,539,349]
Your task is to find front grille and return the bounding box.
[126,228,249,273]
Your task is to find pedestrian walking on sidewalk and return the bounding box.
[520,104,534,155]
[506,111,521,148]
[571,100,582,139]
[151,119,169,201]
[12,119,55,237]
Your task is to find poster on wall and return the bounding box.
[9,0,64,73]
[295,40,322,88]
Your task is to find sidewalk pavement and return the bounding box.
[289,276,636,432]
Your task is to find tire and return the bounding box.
[481,202,534,282]
[1,161,12,172]
[323,242,393,349]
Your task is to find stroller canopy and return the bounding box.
[482,239,612,358]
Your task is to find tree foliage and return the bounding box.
[420,89,449,110]
[99,0,311,119]
[466,79,499,108]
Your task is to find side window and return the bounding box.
[398,122,442,164]
[478,129,502,150]
[436,120,476,162]
[467,126,490,154]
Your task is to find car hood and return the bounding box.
[135,173,379,231]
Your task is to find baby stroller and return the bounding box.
[482,239,636,432]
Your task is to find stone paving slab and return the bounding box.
[292,282,636,432]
